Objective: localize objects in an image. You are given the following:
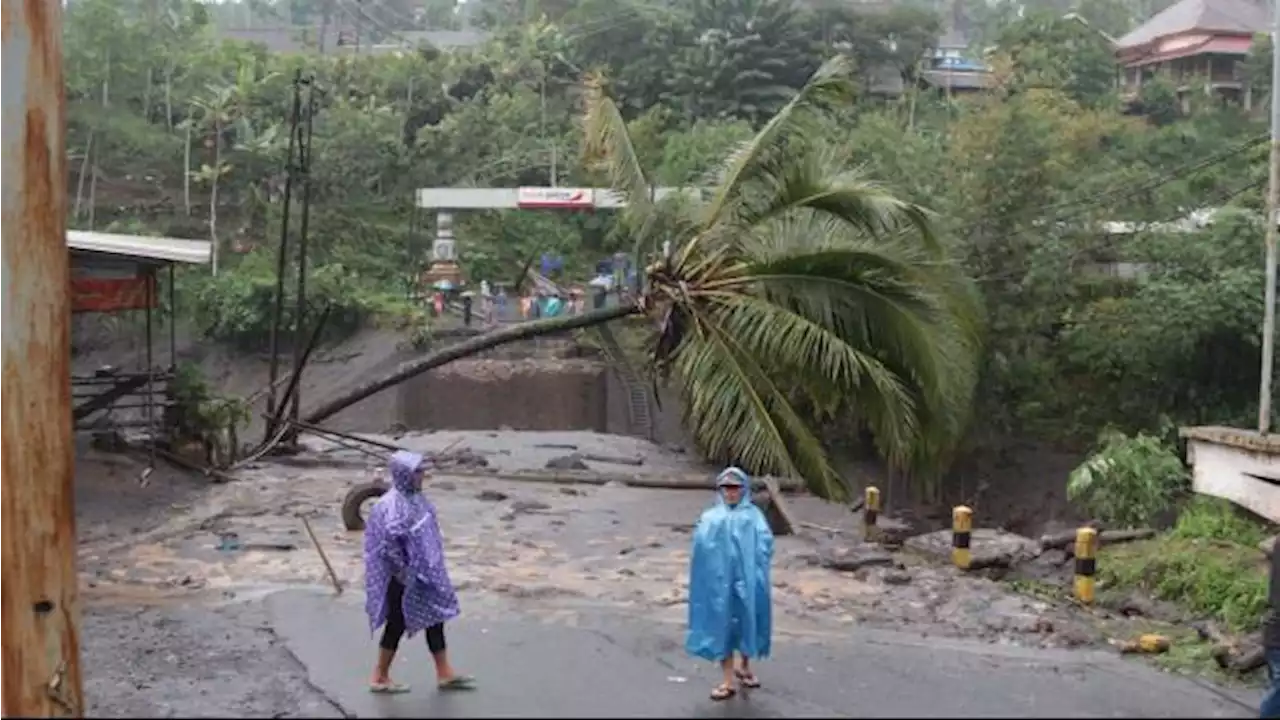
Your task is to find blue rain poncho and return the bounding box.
[685,467,774,662]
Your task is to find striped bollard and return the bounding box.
[1074,527,1098,604]
[863,486,880,542]
[952,505,973,570]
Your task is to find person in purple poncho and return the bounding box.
[364,450,474,694]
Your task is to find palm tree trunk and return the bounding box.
[303,304,639,425]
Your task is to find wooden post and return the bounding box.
[2,0,85,714]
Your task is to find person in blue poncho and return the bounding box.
[685,466,774,701]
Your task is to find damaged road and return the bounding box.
[269,588,1254,718]
[75,430,1264,717]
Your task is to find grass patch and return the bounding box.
[1097,498,1269,633]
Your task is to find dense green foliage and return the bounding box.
[1067,428,1189,527]
[66,0,1276,495]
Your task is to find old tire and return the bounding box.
[342,482,388,531]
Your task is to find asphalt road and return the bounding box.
[266,588,1260,719]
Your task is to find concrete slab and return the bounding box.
[267,589,1258,719]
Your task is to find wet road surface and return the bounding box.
[268,588,1258,719]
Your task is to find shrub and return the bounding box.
[1067,429,1189,528]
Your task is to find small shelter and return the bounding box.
[68,230,212,436]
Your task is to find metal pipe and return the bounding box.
[1260,0,1280,434]
[265,70,304,440]
[1,0,84,713]
[168,263,176,369]
[145,270,154,433]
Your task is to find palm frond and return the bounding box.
[707,293,919,462]
[672,312,848,501]
[582,73,651,213]
[696,56,856,234]
[743,242,980,477]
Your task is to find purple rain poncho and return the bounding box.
[363,450,460,637]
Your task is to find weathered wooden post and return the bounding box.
[2,0,84,714]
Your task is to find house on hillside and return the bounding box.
[863,28,992,98]
[918,29,992,94]
[1114,0,1269,110]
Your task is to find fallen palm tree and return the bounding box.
[305,56,983,503]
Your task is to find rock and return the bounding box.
[433,480,457,491]
[820,546,894,572]
[546,454,589,471]
[1052,627,1095,648]
[904,528,1040,568]
[511,499,551,514]
[499,512,516,522]
[1039,549,1068,567]
[881,570,913,585]
[1261,534,1278,556]
[559,487,583,496]
[1118,594,1153,617]
[477,489,509,502]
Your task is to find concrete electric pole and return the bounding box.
[1,0,85,715]
[1259,0,1280,434]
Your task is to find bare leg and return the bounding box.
[711,658,736,700]
[430,649,457,683]
[736,655,760,687]
[426,623,474,689]
[370,581,410,692]
[372,648,396,685]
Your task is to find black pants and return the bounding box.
[379,578,446,654]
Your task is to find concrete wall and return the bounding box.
[399,359,609,432]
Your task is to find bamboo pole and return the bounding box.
[2,0,84,713]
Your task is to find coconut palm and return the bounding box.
[305,56,982,500]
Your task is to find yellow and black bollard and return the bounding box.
[1074,527,1098,604]
[863,486,881,542]
[951,505,972,569]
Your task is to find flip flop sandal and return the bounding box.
[710,684,736,701]
[735,670,761,688]
[369,682,411,694]
[438,675,477,691]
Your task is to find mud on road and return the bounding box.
[75,430,1153,716]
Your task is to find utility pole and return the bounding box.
[289,77,318,426]
[2,0,84,715]
[1259,0,1280,434]
[266,71,304,441]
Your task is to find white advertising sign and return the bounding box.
[516,187,595,209]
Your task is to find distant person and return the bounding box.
[1262,539,1280,718]
[686,467,774,701]
[542,292,564,317]
[364,451,474,694]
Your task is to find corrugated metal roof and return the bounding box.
[67,231,212,265]
[1116,0,1268,50]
